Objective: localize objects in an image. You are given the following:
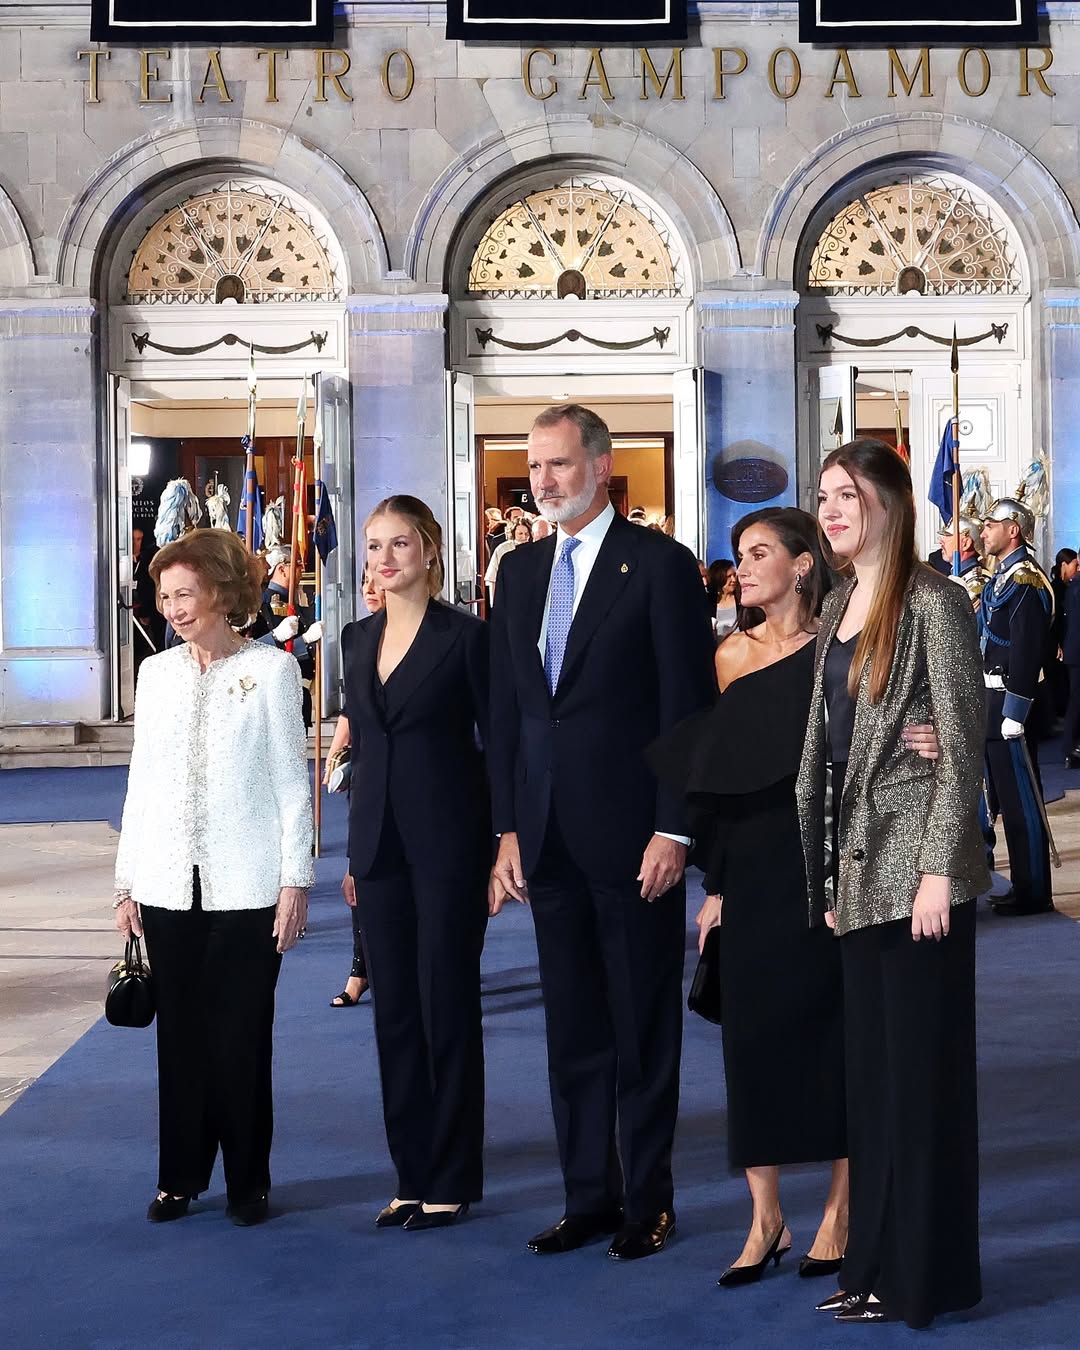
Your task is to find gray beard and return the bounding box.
[536,465,599,524]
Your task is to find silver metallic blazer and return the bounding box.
[796,566,991,936]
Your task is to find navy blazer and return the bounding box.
[342,599,491,880]
[488,512,716,882]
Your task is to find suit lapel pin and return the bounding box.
[620,563,629,574]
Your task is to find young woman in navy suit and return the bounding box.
[340,495,491,1230]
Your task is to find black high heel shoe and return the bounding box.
[799,1253,845,1278]
[717,1225,790,1286]
[816,1291,861,1313]
[402,1203,470,1231]
[375,1200,421,1228]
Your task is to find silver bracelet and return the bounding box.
[112,893,133,909]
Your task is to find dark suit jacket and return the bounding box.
[1062,576,1080,666]
[489,511,716,881]
[342,598,491,880]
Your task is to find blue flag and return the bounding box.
[236,463,264,552]
[313,479,337,564]
[928,419,959,526]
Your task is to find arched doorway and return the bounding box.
[447,172,702,603]
[797,170,1032,556]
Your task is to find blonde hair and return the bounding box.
[149,529,264,628]
[364,495,445,598]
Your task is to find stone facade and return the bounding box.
[2,2,1080,720]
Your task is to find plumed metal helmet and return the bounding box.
[939,515,984,548]
[984,497,1036,542]
[264,544,292,571]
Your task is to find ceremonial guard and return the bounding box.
[939,514,992,608]
[256,543,321,727]
[978,490,1056,916]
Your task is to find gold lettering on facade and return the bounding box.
[77,48,110,104]
[258,49,288,104]
[523,47,558,100]
[713,48,748,100]
[381,50,415,101]
[197,50,232,104]
[639,49,684,101]
[767,47,801,100]
[1020,47,1054,97]
[957,48,991,97]
[139,49,171,105]
[887,47,931,98]
[825,49,861,99]
[314,49,353,103]
[578,48,613,101]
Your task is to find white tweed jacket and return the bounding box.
[114,640,314,911]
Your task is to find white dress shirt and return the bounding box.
[536,501,689,847]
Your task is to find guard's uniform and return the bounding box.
[978,545,1054,912]
[253,580,316,727]
[950,554,992,608]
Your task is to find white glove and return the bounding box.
[301,621,324,645]
[273,615,300,642]
[1001,717,1025,740]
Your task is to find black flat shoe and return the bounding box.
[227,1196,269,1227]
[717,1224,790,1286]
[608,1211,676,1261]
[816,1291,862,1313]
[402,1203,469,1231]
[835,1297,891,1323]
[528,1209,624,1254]
[375,1200,421,1228]
[799,1253,844,1278]
[147,1194,190,1223]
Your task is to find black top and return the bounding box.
[824,633,858,765]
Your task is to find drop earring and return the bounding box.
[794,573,804,595]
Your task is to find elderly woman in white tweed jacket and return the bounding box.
[114,529,313,1229]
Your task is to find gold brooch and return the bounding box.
[620,563,629,574]
[237,676,257,702]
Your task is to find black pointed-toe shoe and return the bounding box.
[799,1253,845,1278]
[226,1195,269,1227]
[528,1209,623,1254]
[146,1194,191,1223]
[816,1291,862,1313]
[402,1203,470,1231]
[607,1211,676,1261]
[375,1201,422,1228]
[717,1226,790,1286]
[834,1296,891,1323]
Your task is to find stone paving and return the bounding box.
[2,791,1078,1118]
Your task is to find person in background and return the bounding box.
[484,507,507,563]
[255,544,323,727]
[327,568,385,1008]
[937,516,991,609]
[1050,547,1077,721]
[800,439,987,1328]
[132,525,165,675]
[484,518,533,606]
[114,528,312,1228]
[1059,552,1080,767]
[708,559,739,639]
[531,517,552,541]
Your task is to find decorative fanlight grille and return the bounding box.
[127,182,341,304]
[808,177,1021,296]
[468,178,683,299]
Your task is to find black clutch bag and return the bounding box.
[687,927,722,1025]
[105,935,156,1028]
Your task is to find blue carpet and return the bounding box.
[2,771,1080,1348]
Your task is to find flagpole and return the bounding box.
[951,326,962,573]
[244,347,257,552]
[311,377,323,858]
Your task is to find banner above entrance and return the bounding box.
[799,1,1037,46]
[446,1,687,44]
[89,0,333,45]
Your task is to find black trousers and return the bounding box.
[1064,666,1080,757]
[984,734,1053,909]
[840,902,981,1330]
[355,843,488,1203]
[527,818,685,1223]
[349,902,367,981]
[140,874,281,1204]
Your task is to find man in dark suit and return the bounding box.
[488,405,715,1261]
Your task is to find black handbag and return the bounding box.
[105,935,156,1028]
[687,926,722,1025]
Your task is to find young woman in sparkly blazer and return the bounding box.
[797,439,990,1330]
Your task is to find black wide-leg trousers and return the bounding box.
[985,734,1053,910]
[355,865,488,1204]
[140,874,281,1204]
[527,819,685,1224]
[840,901,981,1330]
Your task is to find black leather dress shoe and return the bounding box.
[227,1196,269,1227]
[990,898,1054,917]
[146,1194,190,1223]
[816,1291,862,1313]
[375,1201,421,1228]
[402,1203,469,1231]
[607,1211,676,1261]
[528,1209,623,1254]
[834,1297,891,1323]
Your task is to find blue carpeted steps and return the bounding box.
[2,768,1079,1348]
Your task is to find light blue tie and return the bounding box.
[544,536,581,694]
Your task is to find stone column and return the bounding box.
[347,294,450,546]
[699,292,799,563]
[1045,289,1080,549]
[0,298,103,723]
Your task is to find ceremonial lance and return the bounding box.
[951,327,962,578]
[286,383,308,653]
[243,347,257,553]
